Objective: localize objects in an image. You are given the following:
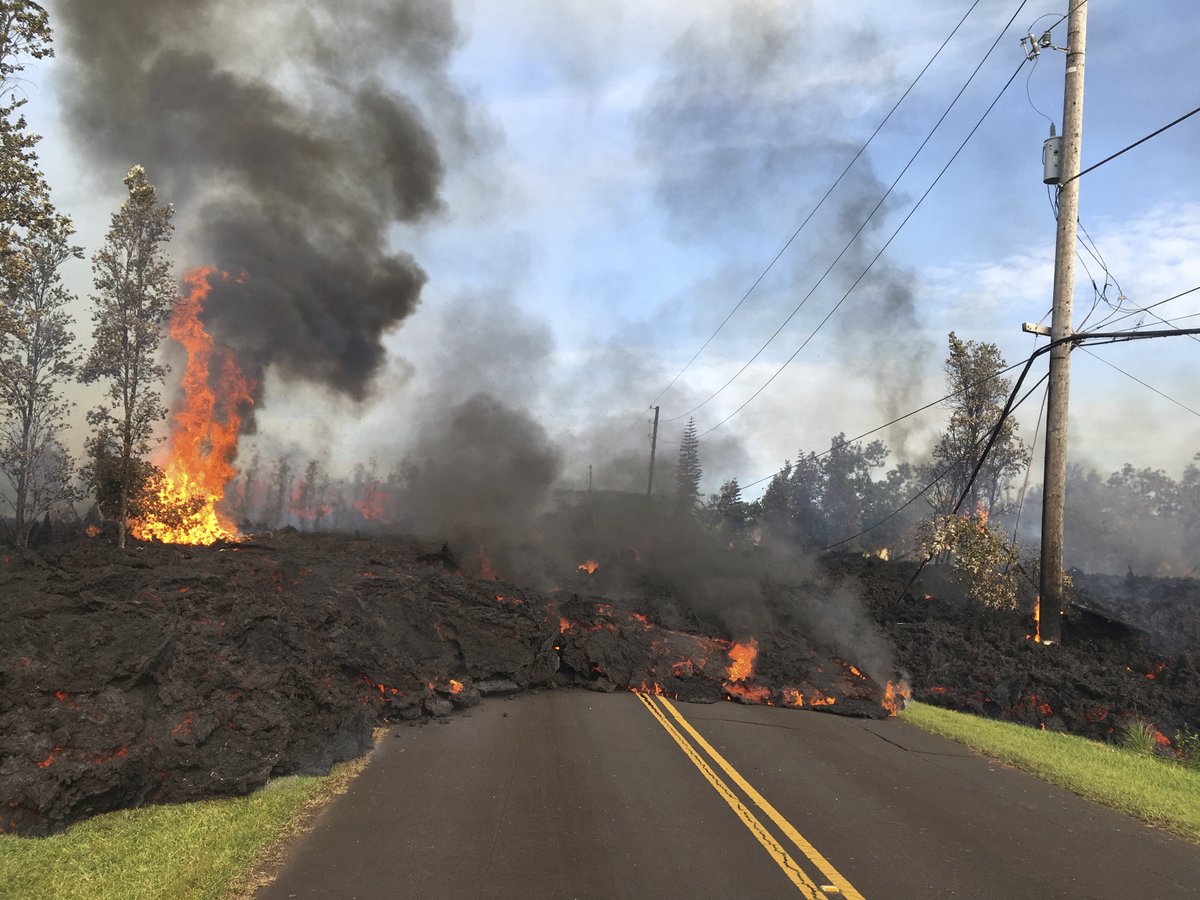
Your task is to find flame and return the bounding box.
[85,525,101,538]
[448,679,464,694]
[577,560,599,574]
[726,639,758,682]
[131,268,254,545]
[559,616,572,633]
[882,680,911,716]
[1032,595,1041,642]
[354,481,385,521]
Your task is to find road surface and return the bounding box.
[259,689,1200,899]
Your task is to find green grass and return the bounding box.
[901,701,1200,844]
[0,757,369,900]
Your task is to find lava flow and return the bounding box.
[131,268,255,545]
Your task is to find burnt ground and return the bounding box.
[0,531,887,837]
[834,554,1200,746]
[2,533,1197,837]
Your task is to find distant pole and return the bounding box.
[646,406,660,497]
[1039,0,1088,645]
[587,464,592,493]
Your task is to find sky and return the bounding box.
[20,0,1200,500]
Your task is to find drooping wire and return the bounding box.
[1062,103,1200,186]
[660,0,1032,427]
[819,371,1050,551]
[640,0,989,415]
[696,55,1032,438]
[1080,347,1200,419]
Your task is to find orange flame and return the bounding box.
[132,268,254,545]
[882,680,911,716]
[448,679,464,694]
[577,560,599,574]
[85,525,101,538]
[726,639,758,682]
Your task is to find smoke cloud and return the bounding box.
[635,1,932,458]
[55,0,464,404]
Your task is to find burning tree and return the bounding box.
[79,166,176,548]
[0,215,83,544]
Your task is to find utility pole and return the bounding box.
[587,464,592,494]
[646,406,660,497]
[1039,0,1088,645]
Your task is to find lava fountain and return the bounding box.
[131,268,255,545]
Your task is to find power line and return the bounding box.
[697,55,1030,438]
[660,0,1031,427]
[739,359,1027,491]
[1062,103,1200,186]
[640,0,988,414]
[819,371,1050,551]
[1080,347,1200,419]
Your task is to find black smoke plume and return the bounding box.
[55,0,463,404]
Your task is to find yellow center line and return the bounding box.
[632,691,828,898]
[652,694,865,900]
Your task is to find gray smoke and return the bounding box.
[635,2,931,458]
[55,0,464,403]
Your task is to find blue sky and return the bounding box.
[24,0,1200,497]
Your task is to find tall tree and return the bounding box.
[0,214,82,544]
[674,416,702,512]
[927,332,1029,516]
[79,166,177,547]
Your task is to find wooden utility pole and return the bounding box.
[1039,1,1088,645]
[646,406,660,497]
[587,464,593,493]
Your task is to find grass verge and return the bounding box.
[0,754,372,900]
[900,701,1200,844]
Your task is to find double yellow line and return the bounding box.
[634,690,864,900]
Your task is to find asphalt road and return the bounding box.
[260,690,1200,899]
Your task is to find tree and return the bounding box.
[927,332,1030,516]
[0,1,53,320]
[0,214,82,544]
[79,166,177,548]
[674,416,702,512]
[707,477,749,542]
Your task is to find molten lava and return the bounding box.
[131,268,254,545]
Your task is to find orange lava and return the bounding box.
[132,268,255,545]
[577,560,599,574]
[449,679,464,694]
[725,682,771,704]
